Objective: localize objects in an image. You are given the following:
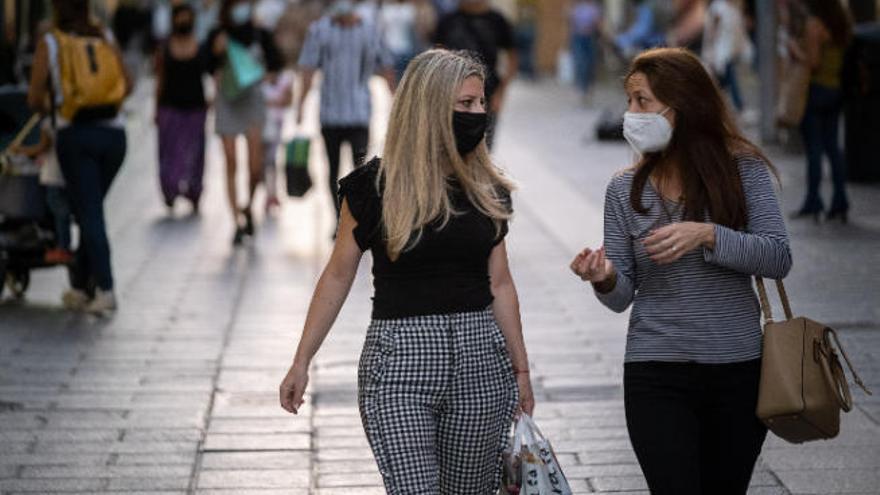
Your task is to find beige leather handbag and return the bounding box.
[755,277,871,443]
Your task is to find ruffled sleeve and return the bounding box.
[338,158,382,251]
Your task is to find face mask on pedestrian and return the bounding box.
[452,111,488,156]
[622,107,673,155]
[230,2,252,25]
[173,19,194,35]
[329,0,355,17]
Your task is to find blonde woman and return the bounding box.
[279,49,533,494]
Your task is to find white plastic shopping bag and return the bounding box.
[501,414,573,495]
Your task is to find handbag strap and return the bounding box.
[827,328,873,396]
[755,277,794,322]
[1,114,42,157]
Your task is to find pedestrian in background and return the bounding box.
[155,3,208,215]
[614,0,670,59]
[702,0,752,114]
[10,119,73,265]
[28,0,132,313]
[295,0,395,220]
[206,0,283,245]
[260,70,293,214]
[571,48,791,494]
[280,49,533,494]
[434,0,517,149]
[790,0,852,223]
[380,0,418,82]
[569,0,603,101]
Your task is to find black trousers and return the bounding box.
[624,359,767,495]
[321,126,369,215]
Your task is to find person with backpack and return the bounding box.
[433,0,517,149]
[206,0,283,245]
[27,0,132,314]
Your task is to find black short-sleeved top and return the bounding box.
[338,158,510,320]
[433,10,515,99]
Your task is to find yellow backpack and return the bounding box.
[51,29,126,121]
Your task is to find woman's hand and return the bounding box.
[570,246,614,283]
[642,222,715,265]
[516,372,535,416]
[279,362,309,414]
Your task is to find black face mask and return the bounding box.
[452,111,488,156]
[173,22,194,35]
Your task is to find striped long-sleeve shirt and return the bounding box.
[596,156,793,363]
[298,16,394,127]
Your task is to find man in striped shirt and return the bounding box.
[296,0,395,217]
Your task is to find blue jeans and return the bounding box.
[799,84,848,213]
[56,124,126,291]
[717,62,743,112]
[45,186,72,251]
[571,34,596,93]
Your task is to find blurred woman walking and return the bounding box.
[155,3,208,214]
[791,0,853,223]
[206,0,283,244]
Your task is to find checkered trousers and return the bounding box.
[358,307,519,494]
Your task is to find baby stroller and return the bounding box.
[0,87,66,299]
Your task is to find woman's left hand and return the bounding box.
[642,222,715,265]
[516,372,535,416]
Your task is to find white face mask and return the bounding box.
[231,3,252,25]
[623,107,672,155]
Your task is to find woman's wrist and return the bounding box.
[592,270,617,294]
[701,223,716,249]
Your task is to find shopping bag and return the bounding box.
[501,414,573,495]
[221,40,265,100]
[285,136,312,197]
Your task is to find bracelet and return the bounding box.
[513,369,530,375]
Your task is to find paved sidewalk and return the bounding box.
[1,78,878,495]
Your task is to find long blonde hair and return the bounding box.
[380,49,515,261]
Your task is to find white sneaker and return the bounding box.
[84,289,117,315]
[62,289,90,311]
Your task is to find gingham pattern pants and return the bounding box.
[358,307,519,494]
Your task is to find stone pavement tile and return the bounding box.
[773,469,880,494]
[591,476,648,492]
[760,446,880,469]
[315,460,379,474]
[0,453,108,467]
[314,435,370,449]
[313,488,385,495]
[33,440,197,454]
[317,472,382,488]
[0,443,31,454]
[121,428,203,443]
[575,450,639,465]
[114,453,198,466]
[201,433,310,451]
[197,490,308,495]
[564,463,643,478]
[106,476,192,491]
[0,429,119,443]
[20,465,192,478]
[0,464,17,478]
[196,470,310,489]
[0,478,107,492]
[199,452,309,470]
[207,418,309,434]
[316,448,376,462]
